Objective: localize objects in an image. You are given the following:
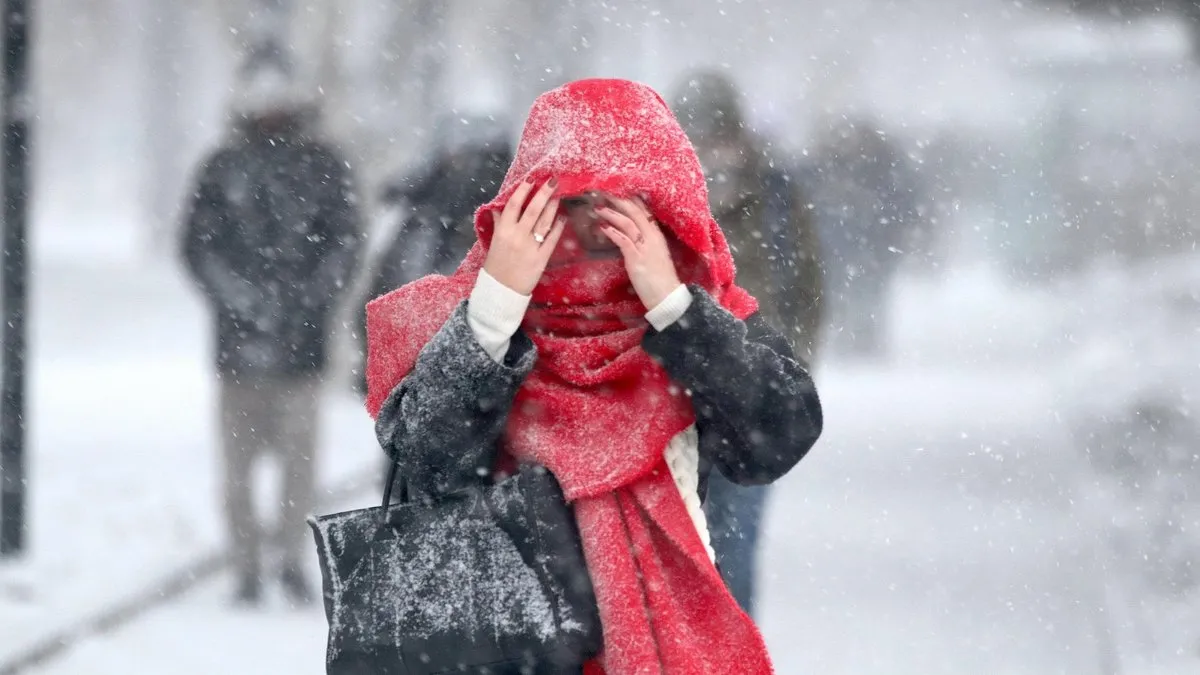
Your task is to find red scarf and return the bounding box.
[366,79,772,674]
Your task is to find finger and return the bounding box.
[631,194,655,220]
[596,206,643,245]
[599,222,639,257]
[531,197,561,240]
[518,179,559,233]
[607,196,652,232]
[538,215,568,259]
[606,197,658,246]
[632,196,665,240]
[639,209,666,239]
[500,180,536,229]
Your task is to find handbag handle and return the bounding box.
[380,461,410,512]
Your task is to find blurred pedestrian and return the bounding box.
[670,69,825,618]
[804,113,920,359]
[672,71,824,362]
[351,112,514,396]
[180,64,364,607]
[352,113,513,496]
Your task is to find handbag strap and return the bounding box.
[380,461,410,512]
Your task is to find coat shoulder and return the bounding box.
[196,146,242,180]
[298,140,349,172]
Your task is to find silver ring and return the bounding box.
[533,232,546,244]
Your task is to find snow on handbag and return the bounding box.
[308,462,602,674]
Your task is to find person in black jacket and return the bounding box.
[180,66,363,606]
[352,114,513,397]
[375,113,514,282]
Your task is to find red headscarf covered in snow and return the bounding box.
[366,79,772,674]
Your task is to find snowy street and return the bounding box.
[0,248,1123,674]
[761,368,1102,674]
[28,365,1099,674]
[0,248,378,671]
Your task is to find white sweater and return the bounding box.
[467,270,715,562]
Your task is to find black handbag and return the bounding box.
[308,462,602,674]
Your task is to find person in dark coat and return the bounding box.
[670,70,825,618]
[671,71,824,362]
[180,67,363,606]
[377,114,514,281]
[353,114,514,395]
[804,113,920,358]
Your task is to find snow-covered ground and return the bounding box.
[32,364,1097,675]
[1,242,1186,674]
[760,367,1100,674]
[0,245,379,668]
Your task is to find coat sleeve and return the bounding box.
[179,151,257,312]
[642,287,823,486]
[374,301,536,496]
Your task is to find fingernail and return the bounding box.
[547,177,558,188]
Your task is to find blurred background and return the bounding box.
[1,0,1199,673]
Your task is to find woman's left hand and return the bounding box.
[597,197,683,310]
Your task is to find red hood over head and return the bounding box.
[472,78,739,290]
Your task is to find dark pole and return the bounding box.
[0,0,30,557]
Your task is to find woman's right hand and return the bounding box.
[483,178,566,295]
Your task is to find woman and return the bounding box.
[365,79,822,674]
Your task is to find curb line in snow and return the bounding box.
[0,466,382,675]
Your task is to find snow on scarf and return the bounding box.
[366,78,772,674]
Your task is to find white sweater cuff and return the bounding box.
[467,269,531,363]
[645,284,693,332]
